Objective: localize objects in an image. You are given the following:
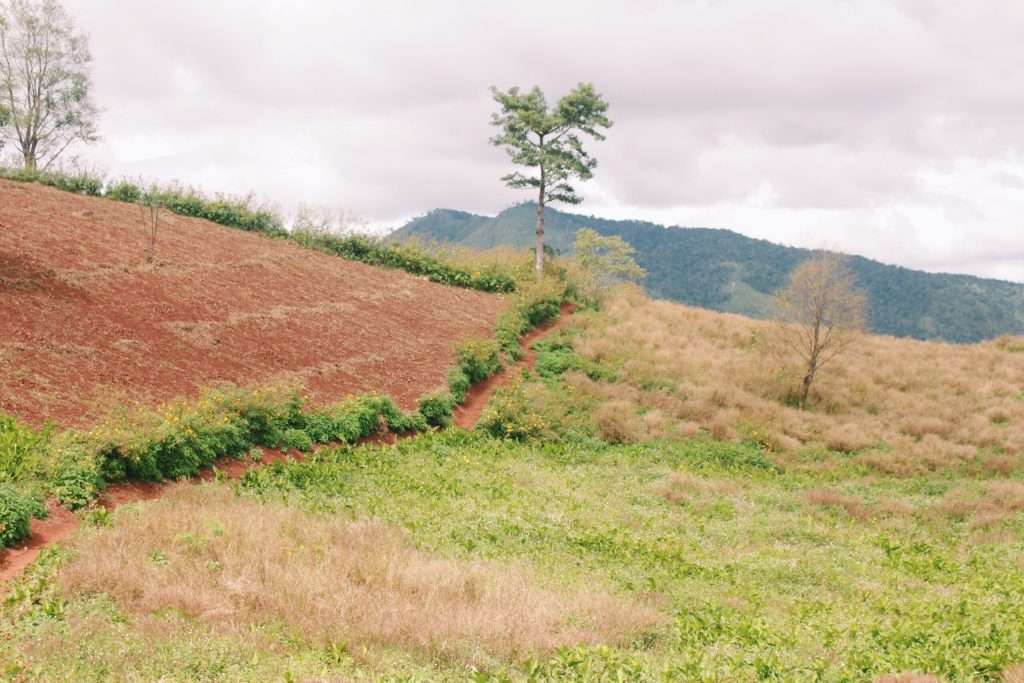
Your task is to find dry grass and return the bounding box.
[805,488,871,520]
[658,472,739,505]
[1004,665,1024,682]
[873,675,943,683]
[572,288,1024,474]
[60,484,660,664]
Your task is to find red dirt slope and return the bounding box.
[0,180,505,426]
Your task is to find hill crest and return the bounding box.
[393,202,1024,343]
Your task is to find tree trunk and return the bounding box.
[799,358,817,410]
[534,185,545,279]
[23,151,37,172]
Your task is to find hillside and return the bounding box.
[394,203,1024,343]
[0,180,505,426]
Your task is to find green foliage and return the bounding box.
[396,202,1024,343]
[0,413,51,484]
[455,339,502,383]
[494,281,563,360]
[0,166,103,196]
[0,484,45,548]
[573,227,645,292]
[281,428,313,453]
[532,334,614,382]
[477,378,556,441]
[446,366,472,404]
[489,83,612,207]
[418,393,456,428]
[293,231,516,293]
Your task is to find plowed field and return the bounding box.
[0,180,505,426]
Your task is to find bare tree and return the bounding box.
[773,252,867,410]
[0,0,98,170]
[139,188,163,264]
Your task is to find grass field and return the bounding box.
[3,428,1023,681]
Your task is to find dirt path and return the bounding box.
[0,307,573,588]
[453,303,575,429]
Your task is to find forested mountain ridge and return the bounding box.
[393,203,1024,343]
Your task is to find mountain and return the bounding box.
[392,203,1024,343]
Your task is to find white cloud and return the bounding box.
[59,0,1024,281]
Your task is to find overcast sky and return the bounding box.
[58,0,1024,282]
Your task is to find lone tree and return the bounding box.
[773,252,867,410]
[138,186,163,264]
[573,227,645,297]
[490,83,611,277]
[0,0,98,170]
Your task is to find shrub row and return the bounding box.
[42,388,429,510]
[292,231,516,293]
[0,167,515,295]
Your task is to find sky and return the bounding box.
[55,0,1024,282]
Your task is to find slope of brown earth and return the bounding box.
[0,180,505,426]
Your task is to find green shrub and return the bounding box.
[446,367,472,404]
[0,413,51,484]
[104,179,142,202]
[495,281,564,360]
[51,450,103,511]
[418,393,455,428]
[455,339,502,383]
[477,379,553,441]
[0,166,104,196]
[281,428,313,453]
[0,484,46,548]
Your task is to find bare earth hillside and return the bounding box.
[0,180,505,426]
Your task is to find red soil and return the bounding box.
[0,179,505,426]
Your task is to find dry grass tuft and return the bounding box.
[658,472,739,505]
[938,481,1024,528]
[873,675,943,683]
[570,289,1024,474]
[1003,665,1024,682]
[805,488,871,520]
[59,485,660,664]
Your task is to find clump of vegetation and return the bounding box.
[0,483,46,548]
[573,227,646,304]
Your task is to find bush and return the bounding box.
[0,484,45,548]
[0,413,51,484]
[447,367,472,404]
[456,339,502,383]
[419,393,456,428]
[281,428,313,453]
[478,379,554,441]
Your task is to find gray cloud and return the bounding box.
[60,0,1024,281]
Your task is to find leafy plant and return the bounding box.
[0,484,45,548]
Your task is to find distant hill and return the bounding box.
[392,203,1024,343]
